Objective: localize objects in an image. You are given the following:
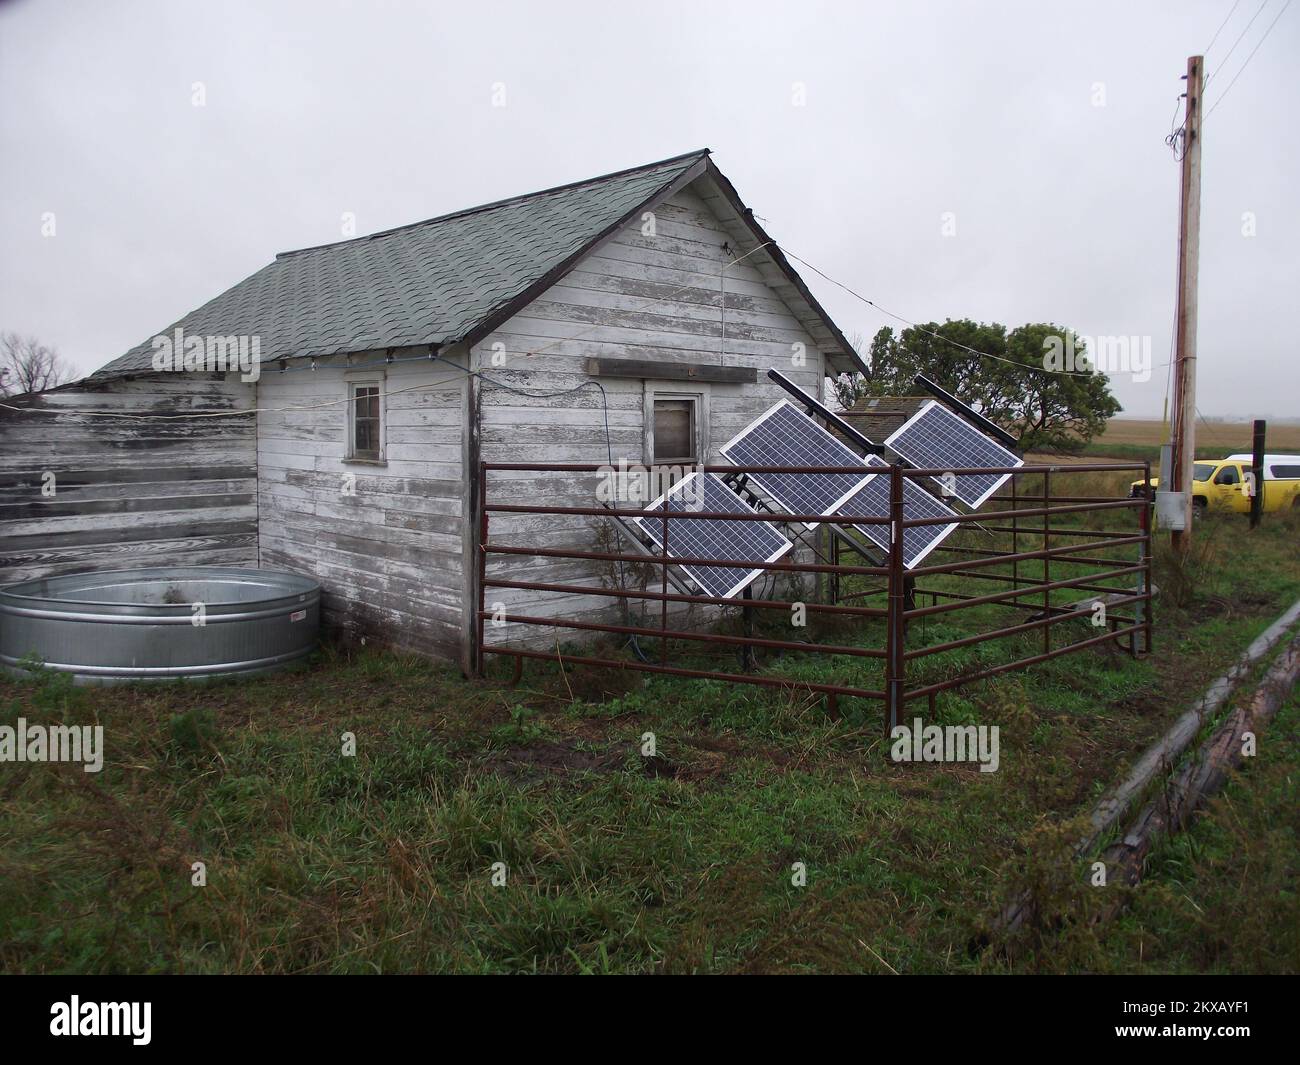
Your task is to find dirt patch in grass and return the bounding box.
[560,662,646,703]
[1119,691,1168,719]
[485,739,623,779]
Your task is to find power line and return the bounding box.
[1165,1,1288,161]
[1166,120,1189,161]
[778,247,1103,378]
[1204,0,1292,118]
[1204,0,1271,91]
[1204,0,1244,56]
[1167,93,1186,137]
[1167,0,1271,154]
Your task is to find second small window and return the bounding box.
[349,381,383,461]
[652,396,699,465]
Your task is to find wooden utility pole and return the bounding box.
[1170,55,1203,552]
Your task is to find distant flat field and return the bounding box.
[1093,418,1300,454]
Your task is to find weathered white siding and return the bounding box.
[256,351,467,659]
[0,375,257,584]
[4,175,844,670]
[470,183,827,650]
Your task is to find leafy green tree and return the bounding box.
[841,319,1120,452]
[998,324,1120,451]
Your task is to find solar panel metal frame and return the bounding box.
[884,400,1023,509]
[629,471,793,600]
[838,455,962,569]
[718,400,873,529]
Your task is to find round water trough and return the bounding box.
[0,567,320,683]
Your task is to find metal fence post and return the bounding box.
[475,460,489,677]
[661,508,669,666]
[1042,468,1051,656]
[830,531,840,605]
[1010,474,1019,591]
[742,584,756,672]
[885,463,907,735]
[1250,419,1266,529]
[1141,459,1153,655]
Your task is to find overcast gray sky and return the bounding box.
[2,0,1295,418]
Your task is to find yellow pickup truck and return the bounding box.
[1131,454,1300,517]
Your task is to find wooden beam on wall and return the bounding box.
[584,358,756,384]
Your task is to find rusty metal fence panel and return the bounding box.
[475,460,1153,731]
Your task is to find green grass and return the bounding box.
[2,509,1298,973]
[1069,440,1232,464]
[1078,689,1300,974]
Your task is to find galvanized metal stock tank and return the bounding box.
[0,567,320,682]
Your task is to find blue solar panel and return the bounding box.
[716,400,965,569]
[885,401,1022,508]
[719,401,871,526]
[836,456,961,568]
[630,472,793,599]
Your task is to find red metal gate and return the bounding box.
[475,460,1153,732]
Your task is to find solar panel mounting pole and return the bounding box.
[1170,55,1203,554]
[765,368,883,456]
[913,374,1019,451]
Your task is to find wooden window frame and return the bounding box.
[644,387,709,469]
[346,375,385,463]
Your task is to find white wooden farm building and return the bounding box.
[0,150,865,672]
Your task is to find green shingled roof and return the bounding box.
[91,150,710,379]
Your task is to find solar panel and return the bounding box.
[630,472,793,599]
[719,401,871,526]
[837,456,961,568]
[885,400,1022,508]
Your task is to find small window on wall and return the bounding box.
[651,396,700,465]
[348,380,383,461]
